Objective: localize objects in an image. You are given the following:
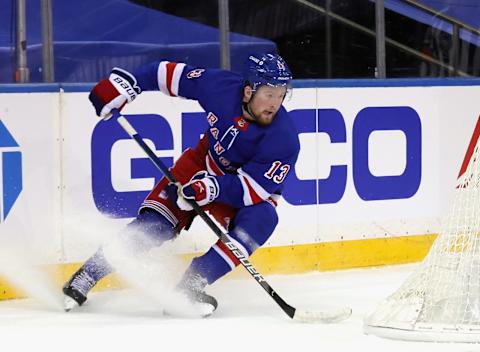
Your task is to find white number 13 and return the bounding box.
[264,161,291,184]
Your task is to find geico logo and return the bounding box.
[0,120,23,222]
[91,114,174,217]
[91,107,421,218]
[282,106,421,205]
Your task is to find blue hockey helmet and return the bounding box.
[244,53,292,92]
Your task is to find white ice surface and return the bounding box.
[1,264,479,352]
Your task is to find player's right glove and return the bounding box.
[88,67,142,120]
[177,171,220,211]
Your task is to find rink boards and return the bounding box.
[0,79,479,299]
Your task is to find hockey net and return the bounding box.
[364,117,480,343]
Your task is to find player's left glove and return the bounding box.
[177,171,220,211]
[88,67,141,120]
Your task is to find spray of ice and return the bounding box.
[0,208,208,318]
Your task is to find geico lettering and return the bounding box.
[90,109,423,219]
[282,106,422,205]
[91,114,174,218]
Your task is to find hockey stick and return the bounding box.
[112,109,351,323]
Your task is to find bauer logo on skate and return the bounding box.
[91,106,422,218]
[0,120,22,222]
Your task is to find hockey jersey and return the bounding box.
[132,61,300,209]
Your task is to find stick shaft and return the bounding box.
[114,110,296,319]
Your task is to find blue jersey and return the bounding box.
[133,61,300,209]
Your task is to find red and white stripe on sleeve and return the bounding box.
[237,168,271,206]
[157,61,186,97]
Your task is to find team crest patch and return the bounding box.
[187,68,205,79]
[234,116,249,131]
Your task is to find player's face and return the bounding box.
[244,85,287,126]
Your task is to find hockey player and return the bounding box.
[63,53,300,316]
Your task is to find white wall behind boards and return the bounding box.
[0,84,479,263]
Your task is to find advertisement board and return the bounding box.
[1,82,479,275]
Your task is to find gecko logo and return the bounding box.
[0,120,22,222]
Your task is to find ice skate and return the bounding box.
[62,267,96,311]
[177,272,218,317]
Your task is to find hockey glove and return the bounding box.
[177,171,220,211]
[88,67,142,120]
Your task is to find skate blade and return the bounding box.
[162,301,216,318]
[196,302,215,318]
[64,295,80,312]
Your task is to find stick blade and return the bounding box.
[293,306,352,324]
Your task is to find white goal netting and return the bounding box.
[364,117,480,343]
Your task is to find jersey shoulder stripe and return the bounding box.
[156,62,186,96]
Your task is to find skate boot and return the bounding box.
[177,272,218,317]
[62,266,96,311]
